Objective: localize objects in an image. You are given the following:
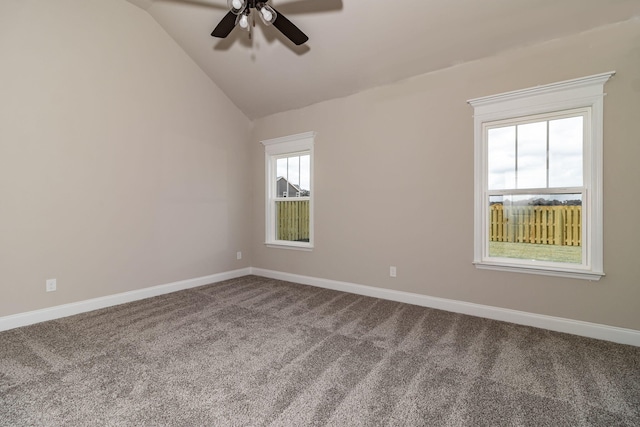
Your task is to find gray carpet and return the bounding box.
[1,275,639,426]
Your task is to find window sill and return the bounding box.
[473,261,604,281]
[265,242,314,252]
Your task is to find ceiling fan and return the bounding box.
[211,0,309,45]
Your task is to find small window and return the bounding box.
[262,132,315,250]
[468,72,614,280]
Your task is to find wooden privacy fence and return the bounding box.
[490,205,581,246]
[277,200,310,241]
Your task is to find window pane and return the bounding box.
[488,126,516,190]
[300,154,310,196]
[276,157,288,196]
[276,200,310,242]
[287,156,300,188]
[517,121,547,189]
[488,194,582,264]
[549,116,583,188]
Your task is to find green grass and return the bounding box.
[489,241,582,264]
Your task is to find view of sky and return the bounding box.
[488,116,583,190]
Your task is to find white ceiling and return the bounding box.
[128,0,640,119]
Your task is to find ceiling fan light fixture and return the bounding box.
[227,0,247,15]
[236,10,251,32]
[257,3,277,26]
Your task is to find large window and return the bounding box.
[468,72,614,280]
[261,132,315,250]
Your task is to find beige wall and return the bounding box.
[0,0,252,316]
[251,19,640,330]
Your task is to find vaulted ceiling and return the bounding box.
[127,0,640,119]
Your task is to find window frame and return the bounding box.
[261,131,315,251]
[468,72,614,280]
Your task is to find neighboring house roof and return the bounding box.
[277,176,305,193]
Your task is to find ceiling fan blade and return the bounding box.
[211,11,237,38]
[271,8,309,45]
[273,0,343,15]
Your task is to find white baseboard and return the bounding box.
[250,267,640,347]
[0,268,251,332]
[3,266,638,347]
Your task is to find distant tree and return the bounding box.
[490,197,582,207]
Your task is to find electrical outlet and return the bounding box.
[389,266,397,278]
[237,251,242,260]
[46,278,57,292]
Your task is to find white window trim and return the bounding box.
[261,131,315,251]
[468,72,615,281]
